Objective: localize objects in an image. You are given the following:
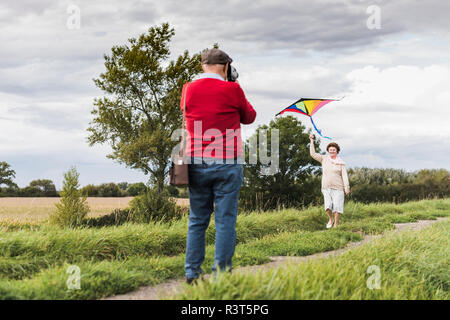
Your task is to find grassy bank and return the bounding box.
[0,199,448,299]
[175,219,450,300]
[0,230,362,299]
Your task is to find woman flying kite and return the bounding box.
[276,97,350,228]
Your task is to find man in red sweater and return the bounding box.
[181,49,256,283]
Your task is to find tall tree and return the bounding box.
[241,116,322,210]
[87,23,202,194]
[0,161,18,189]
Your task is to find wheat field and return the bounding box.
[0,197,135,224]
[0,197,190,224]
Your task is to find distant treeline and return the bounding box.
[1,168,449,207]
[0,181,146,197]
[0,180,187,198]
[348,168,450,204]
[239,168,450,211]
[0,179,59,197]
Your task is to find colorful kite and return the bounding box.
[276,98,341,140]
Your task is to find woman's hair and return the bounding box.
[326,142,340,153]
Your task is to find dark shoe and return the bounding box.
[186,274,205,284]
[186,277,199,285]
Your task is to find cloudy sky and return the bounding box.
[1,0,449,189]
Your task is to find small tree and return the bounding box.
[50,166,90,227]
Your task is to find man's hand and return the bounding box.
[345,187,350,196]
[309,133,315,140]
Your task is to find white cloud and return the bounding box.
[308,64,450,169]
[345,65,450,106]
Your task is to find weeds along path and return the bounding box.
[104,217,447,300]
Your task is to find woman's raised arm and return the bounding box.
[309,134,323,163]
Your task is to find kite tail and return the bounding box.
[310,117,332,140]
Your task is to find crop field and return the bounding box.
[0,198,448,300]
[0,197,190,224]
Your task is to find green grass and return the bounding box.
[0,209,328,263]
[0,229,362,299]
[175,219,450,300]
[0,199,448,299]
[237,230,362,257]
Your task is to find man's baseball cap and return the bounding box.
[201,48,232,65]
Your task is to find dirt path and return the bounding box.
[104,218,447,300]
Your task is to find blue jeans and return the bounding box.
[185,157,243,279]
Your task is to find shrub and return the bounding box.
[84,208,133,227]
[49,166,90,228]
[129,188,182,222]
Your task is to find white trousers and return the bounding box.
[322,188,345,214]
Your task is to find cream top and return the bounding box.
[310,143,350,191]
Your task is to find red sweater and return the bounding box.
[180,78,256,159]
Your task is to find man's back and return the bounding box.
[181,77,256,159]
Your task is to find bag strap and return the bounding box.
[180,83,189,157]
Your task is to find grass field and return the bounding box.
[176,219,450,300]
[0,198,448,300]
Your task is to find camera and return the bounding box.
[227,64,239,82]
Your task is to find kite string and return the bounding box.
[310,117,332,140]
